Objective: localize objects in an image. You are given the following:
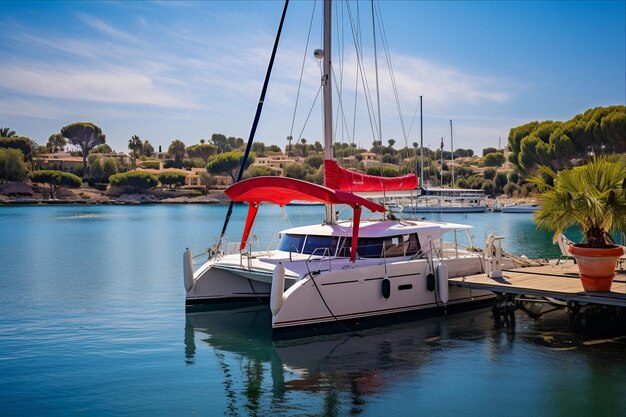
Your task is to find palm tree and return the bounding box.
[27,138,40,170]
[300,138,307,157]
[530,154,626,248]
[47,133,66,153]
[128,135,143,168]
[0,127,16,138]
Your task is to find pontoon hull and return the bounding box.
[271,256,494,337]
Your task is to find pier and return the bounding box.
[450,264,626,308]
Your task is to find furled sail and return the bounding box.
[324,160,418,192]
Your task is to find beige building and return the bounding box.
[252,154,298,175]
[36,152,84,172]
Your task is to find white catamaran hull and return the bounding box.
[271,256,493,336]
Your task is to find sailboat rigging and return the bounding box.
[183,0,511,338]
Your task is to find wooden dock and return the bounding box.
[449,264,626,308]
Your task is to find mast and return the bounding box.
[419,95,424,189]
[322,0,334,224]
[440,137,444,187]
[450,119,454,187]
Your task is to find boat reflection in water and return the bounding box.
[185,305,591,416]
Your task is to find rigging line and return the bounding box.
[217,0,290,251]
[333,0,345,143]
[296,86,323,147]
[345,1,378,145]
[375,1,409,148]
[305,259,362,338]
[331,66,355,146]
[353,0,363,146]
[371,0,388,209]
[289,0,317,140]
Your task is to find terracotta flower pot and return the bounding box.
[569,244,624,292]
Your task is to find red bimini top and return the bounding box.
[225,176,386,212]
[224,176,386,260]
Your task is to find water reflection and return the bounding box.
[184,305,626,416]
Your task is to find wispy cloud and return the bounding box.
[0,66,196,108]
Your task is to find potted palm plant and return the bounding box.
[530,154,626,292]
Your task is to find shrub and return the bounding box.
[503,182,519,197]
[141,160,160,170]
[158,172,187,189]
[243,165,276,179]
[0,137,32,160]
[483,152,506,167]
[0,148,28,182]
[483,168,497,180]
[29,170,82,198]
[109,171,158,193]
[365,166,400,177]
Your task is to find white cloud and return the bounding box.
[0,66,197,108]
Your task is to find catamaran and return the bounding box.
[183,0,513,338]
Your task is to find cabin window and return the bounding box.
[278,234,306,253]
[406,233,421,256]
[339,238,384,258]
[302,235,339,256]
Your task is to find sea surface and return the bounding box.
[1,204,625,417]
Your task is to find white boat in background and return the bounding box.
[501,203,540,213]
[401,187,488,214]
[286,200,325,206]
[183,0,519,339]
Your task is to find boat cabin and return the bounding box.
[276,220,474,260]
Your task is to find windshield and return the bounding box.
[277,234,339,256]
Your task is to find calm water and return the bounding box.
[1,204,625,417]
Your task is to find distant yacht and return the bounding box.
[501,203,540,213]
[401,187,488,214]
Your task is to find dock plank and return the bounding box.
[449,264,626,307]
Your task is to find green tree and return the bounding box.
[304,155,324,170]
[143,140,155,157]
[503,182,519,197]
[187,144,217,164]
[0,148,28,182]
[507,106,626,175]
[284,163,308,180]
[483,152,506,167]
[60,122,106,179]
[46,133,66,153]
[495,172,508,194]
[109,171,158,193]
[89,157,104,181]
[90,144,113,154]
[482,147,497,156]
[102,158,119,180]
[0,127,17,138]
[243,165,276,179]
[168,140,186,168]
[158,172,187,189]
[206,151,254,181]
[482,180,495,197]
[0,137,32,159]
[29,170,81,198]
[483,167,496,180]
[365,166,400,177]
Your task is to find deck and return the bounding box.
[449,263,626,307]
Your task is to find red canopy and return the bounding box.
[225,176,386,212]
[324,160,418,192]
[224,176,386,261]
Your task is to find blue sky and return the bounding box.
[0,1,624,155]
